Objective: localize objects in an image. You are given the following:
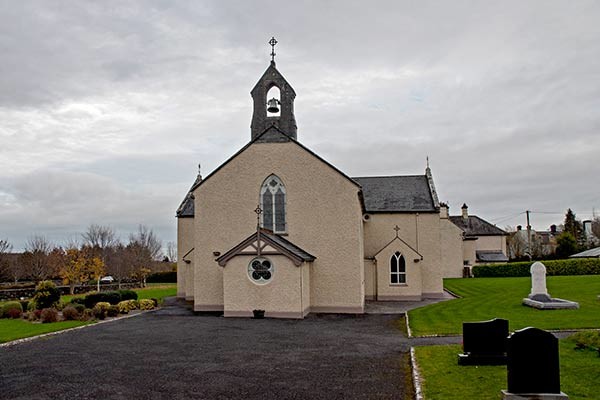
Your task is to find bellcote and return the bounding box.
[250,61,298,141]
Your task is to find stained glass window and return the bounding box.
[248,257,274,284]
[260,175,286,233]
[390,252,406,284]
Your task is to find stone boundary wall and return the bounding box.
[0,282,140,301]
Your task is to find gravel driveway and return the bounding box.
[0,299,444,400]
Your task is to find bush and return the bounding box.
[1,301,23,318]
[62,306,79,321]
[28,309,42,321]
[84,291,121,308]
[92,302,111,320]
[73,303,85,314]
[118,289,138,301]
[107,305,119,317]
[138,299,155,310]
[117,300,138,314]
[146,271,177,283]
[80,308,94,321]
[40,308,59,323]
[19,300,30,311]
[70,297,86,306]
[473,258,600,278]
[32,281,61,310]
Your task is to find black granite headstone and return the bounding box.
[458,318,508,365]
[506,327,561,394]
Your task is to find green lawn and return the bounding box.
[0,319,91,344]
[134,285,176,303]
[409,276,600,336]
[414,339,600,399]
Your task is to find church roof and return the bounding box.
[449,215,507,236]
[352,175,438,213]
[476,250,509,263]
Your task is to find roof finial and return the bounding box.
[393,225,401,238]
[426,156,430,169]
[269,36,278,64]
[197,163,202,179]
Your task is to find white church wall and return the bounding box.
[192,141,364,313]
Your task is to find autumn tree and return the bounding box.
[58,248,102,295]
[129,225,162,261]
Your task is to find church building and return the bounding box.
[176,46,465,318]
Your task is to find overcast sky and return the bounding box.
[1,1,599,251]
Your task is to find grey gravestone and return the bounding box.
[458,318,508,365]
[502,327,568,399]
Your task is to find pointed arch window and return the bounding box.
[260,175,286,233]
[390,252,406,284]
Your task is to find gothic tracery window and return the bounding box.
[260,175,286,233]
[390,251,406,284]
[248,257,274,284]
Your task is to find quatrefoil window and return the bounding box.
[248,257,274,284]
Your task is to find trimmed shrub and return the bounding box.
[40,308,59,323]
[150,298,159,307]
[70,297,86,306]
[472,258,600,278]
[117,300,138,314]
[7,308,23,319]
[138,299,155,310]
[107,305,119,317]
[92,302,110,320]
[1,301,23,318]
[118,289,138,301]
[62,306,79,321]
[146,271,177,283]
[80,308,94,321]
[29,309,42,321]
[32,281,61,310]
[84,291,121,308]
[73,303,85,314]
[19,300,30,311]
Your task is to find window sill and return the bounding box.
[389,283,408,287]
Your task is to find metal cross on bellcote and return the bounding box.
[269,37,278,62]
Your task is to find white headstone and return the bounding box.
[530,262,548,297]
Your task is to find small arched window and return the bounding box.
[390,252,406,284]
[260,175,286,233]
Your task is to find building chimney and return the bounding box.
[517,225,522,231]
[461,203,468,220]
[440,202,449,219]
[550,224,557,234]
[583,220,593,235]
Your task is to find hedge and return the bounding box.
[472,258,600,277]
[146,271,177,283]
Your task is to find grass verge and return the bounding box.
[409,276,600,336]
[414,338,600,399]
[0,319,92,344]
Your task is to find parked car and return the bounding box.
[100,276,115,283]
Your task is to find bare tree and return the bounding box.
[82,224,118,249]
[592,214,600,242]
[166,241,177,263]
[0,239,13,282]
[22,235,55,281]
[129,225,162,261]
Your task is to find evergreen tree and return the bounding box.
[563,209,585,249]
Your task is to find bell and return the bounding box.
[267,97,280,113]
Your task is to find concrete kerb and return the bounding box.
[410,347,424,400]
[0,309,157,349]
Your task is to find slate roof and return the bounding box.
[176,172,202,218]
[260,230,316,262]
[449,215,507,237]
[352,176,437,213]
[569,247,600,258]
[476,250,509,263]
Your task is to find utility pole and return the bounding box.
[526,210,532,261]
